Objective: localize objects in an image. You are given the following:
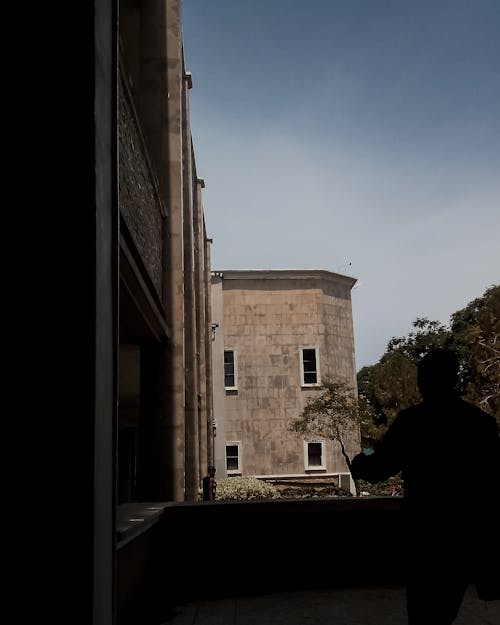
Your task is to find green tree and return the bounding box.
[352,285,499,495]
[450,284,500,422]
[289,378,371,496]
[357,285,500,445]
[386,317,451,361]
[357,318,450,447]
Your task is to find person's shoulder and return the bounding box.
[388,403,423,431]
[458,397,490,416]
[458,398,499,430]
[397,402,425,419]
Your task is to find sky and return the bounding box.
[181,0,500,371]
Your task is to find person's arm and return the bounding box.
[351,411,406,483]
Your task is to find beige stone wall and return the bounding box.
[213,270,360,486]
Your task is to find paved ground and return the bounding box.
[163,585,499,625]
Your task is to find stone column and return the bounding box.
[95,1,118,620]
[194,178,208,480]
[204,233,215,467]
[163,0,186,500]
[12,2,118,621]
[210,274,227,477]
[182,70,200,501]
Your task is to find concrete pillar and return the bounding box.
[211,275,227,477]
[162,0,186,500]
[136,0,186,501]
[139,0,170,199]
[11,2,118,621]
[182,72,200,501]
[204,233,215,467]
[194,178,208,480]
[95,3,118,622]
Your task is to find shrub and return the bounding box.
[357,474,404,496]
[277,484,352,499]
[215,476,280,501]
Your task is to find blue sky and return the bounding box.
[181,0,500,370]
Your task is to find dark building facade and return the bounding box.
[9,2,213,623]
[118,0,214,506]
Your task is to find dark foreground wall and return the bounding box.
[116,497,404,624]
[159,497,404,602]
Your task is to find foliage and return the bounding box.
[357,474,404,497]
[215,476,280,501]
[357,284,500,446]
[289,378,367,495]
[276,483,352,498]
[289,378,364,454]
[358,350,420,446]
[386,317,451,362]
[449,284,500,422]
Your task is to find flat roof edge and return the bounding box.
[211,269,357,287]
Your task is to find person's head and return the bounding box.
[208,465,216,477]
[417,348,460,401]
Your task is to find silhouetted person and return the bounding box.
[351,348,500,624]
[202,465,217,501]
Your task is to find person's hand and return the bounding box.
[350,452,372,480]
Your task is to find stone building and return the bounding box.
[118,0,214,504]
[211,269,360,494]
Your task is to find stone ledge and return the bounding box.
[116,502,169,549]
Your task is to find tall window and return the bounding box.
[226,442,241,474]
[300,347,320,386]
[224,350,237,389]
[304,440,326,471]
